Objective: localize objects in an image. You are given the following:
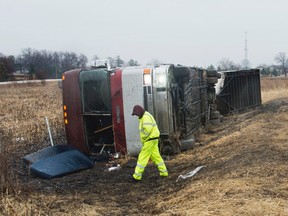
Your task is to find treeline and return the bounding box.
[0,48,141,81]
[0,48,88,81]
[0,48,287,82]
[0,55,15,81]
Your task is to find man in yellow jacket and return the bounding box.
[132,105,168,181]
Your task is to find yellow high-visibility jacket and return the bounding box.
[139,111,160,143]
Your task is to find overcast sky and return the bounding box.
[1,0,287,67]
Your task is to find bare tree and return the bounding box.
[274,52,288,76]
[206,65,216,70]
[115,55,124,67]
[217,58,241,71]
[19,48,88,79]
[127,59,140,66]
[0,55,15,81]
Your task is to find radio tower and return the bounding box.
[244,32,248,69]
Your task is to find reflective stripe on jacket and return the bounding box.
[139,111,160,143]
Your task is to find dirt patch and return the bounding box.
[1,81,288,215]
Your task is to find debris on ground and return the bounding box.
[176,165,205,182]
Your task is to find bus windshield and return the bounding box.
[79,69,111,113]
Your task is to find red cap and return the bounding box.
[132,105,145,117]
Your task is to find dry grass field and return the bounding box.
[1,77,288,215]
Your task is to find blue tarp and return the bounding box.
[23,145,94,179]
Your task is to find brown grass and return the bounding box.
[261,77,288,91]
[1,78,288,215]
[0,82,65,194]
[261,77,288,102]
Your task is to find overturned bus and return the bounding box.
[61,64,218,156]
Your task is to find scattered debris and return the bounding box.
[113,152,120,159]
[16,137,25,142]
[176,165,205,182]
[45,116,54,146]
[108,164,121,171]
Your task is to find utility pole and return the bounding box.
[244,32,248,69]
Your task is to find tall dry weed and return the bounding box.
[0,129,19,194]
[261,77,288,102]
[0,81,65,195]
[261,77,288,90]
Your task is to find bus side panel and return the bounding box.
[110,69,127,154]
[62,69,88,153]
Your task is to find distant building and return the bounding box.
[7,70,30,81]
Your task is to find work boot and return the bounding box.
[131,178,141,183]
[160,172,168,177]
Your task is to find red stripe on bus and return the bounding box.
[110,69,127,154]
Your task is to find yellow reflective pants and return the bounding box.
[133,139,168,180]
